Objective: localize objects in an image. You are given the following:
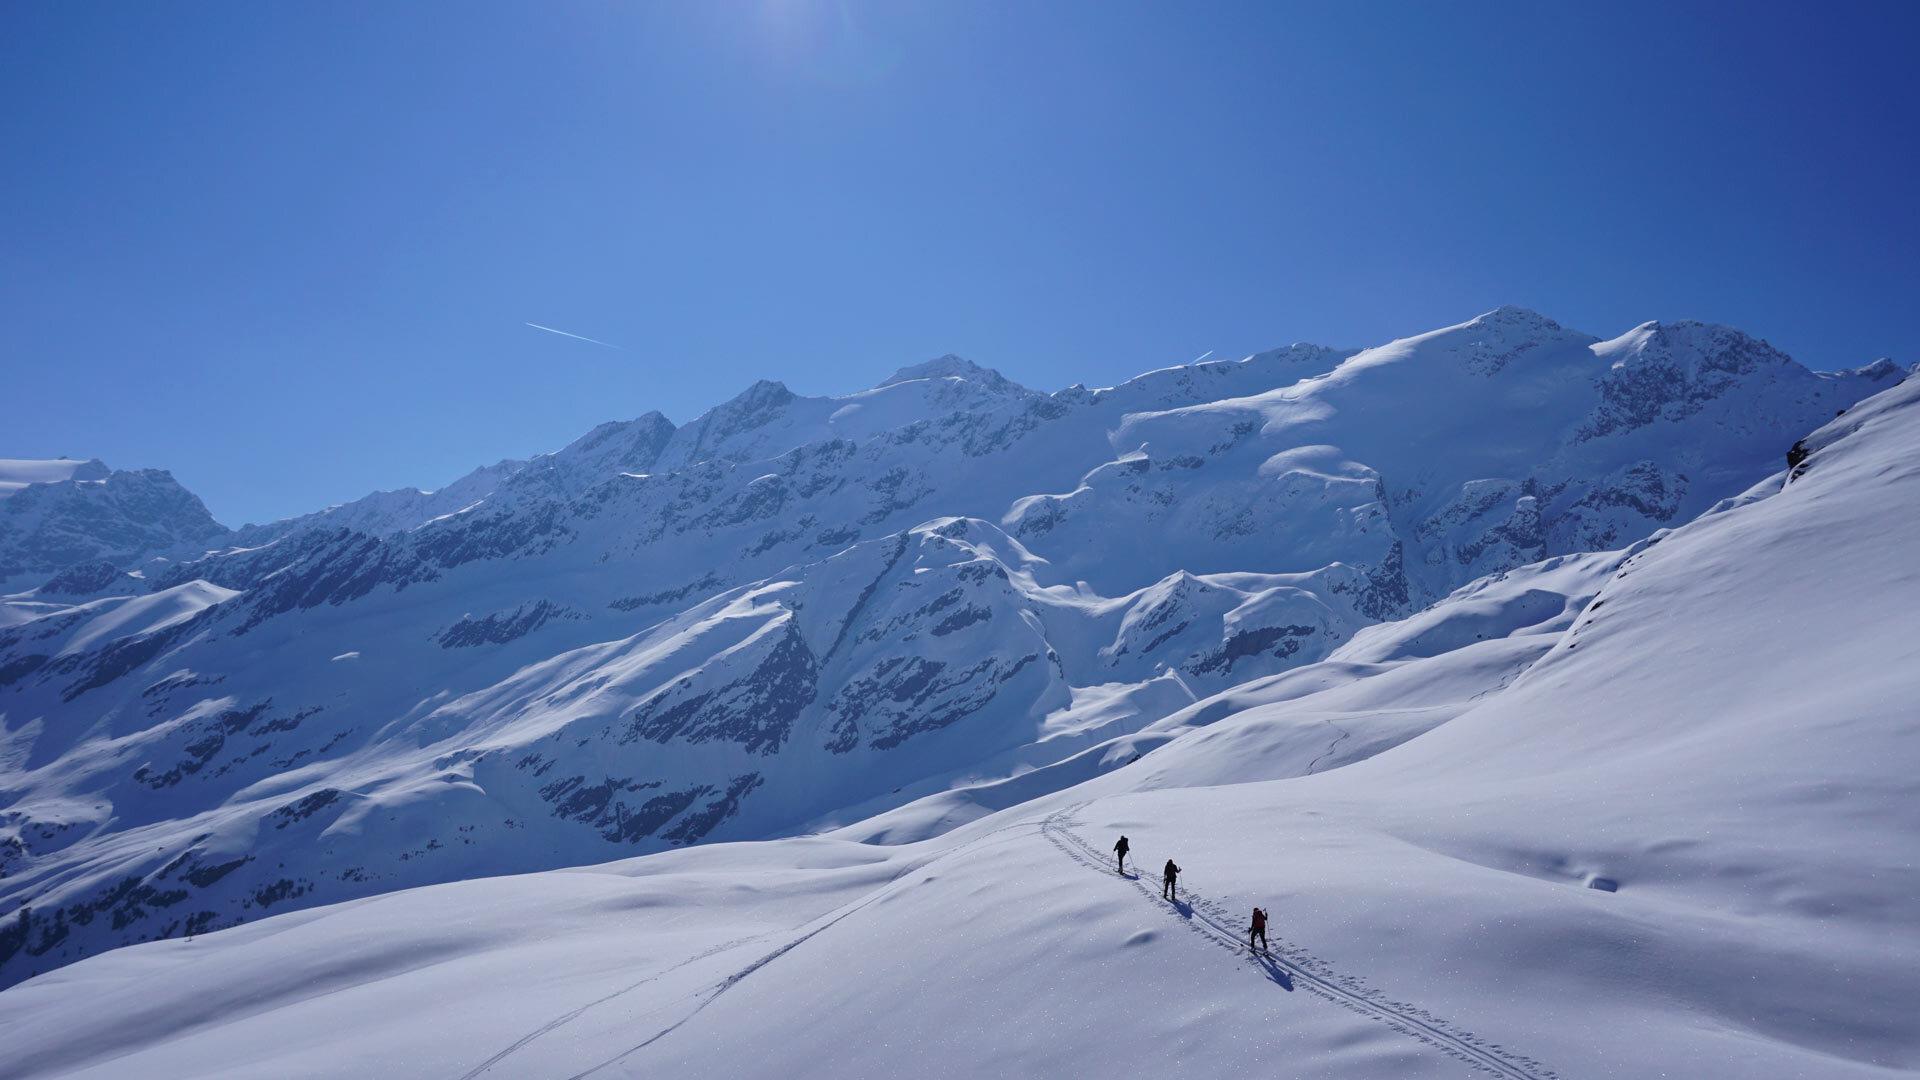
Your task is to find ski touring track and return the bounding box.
[466,802,1557,1080]
[455,931,766,1080]
[1041,805,1560,1080]
[461,813,1046,1079]
[1303,718,1354,775]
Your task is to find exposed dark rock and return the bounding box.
[269,789,345,829]
[626,620,818,754]
[437,600,583,648]
[664,773,763,845]
[37,559,127,596]
[609,573,724,612]
[1187,624,1317,675]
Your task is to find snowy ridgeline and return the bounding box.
[2,362,1916,1080]
[0,311,1915,1078]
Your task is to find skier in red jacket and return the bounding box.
[1249,906,1269,954]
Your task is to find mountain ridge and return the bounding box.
[0,308,1905,989]
[5,368,1916,1079]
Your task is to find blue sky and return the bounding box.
[4,1,1915,526]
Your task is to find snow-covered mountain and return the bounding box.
[0,459,227,597]
[2,364,1915,1079]
[223,355,1036,545]
[0,309,1904,1005]
[220,413,679,545]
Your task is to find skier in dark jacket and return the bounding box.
[1162,859,1181,901]
[1249,906,1269,953]
[1113,835,1130,874]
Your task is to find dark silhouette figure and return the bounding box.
[1249,906,1269,954]
[1113,835,1130,874]
[1162,859,1181,901]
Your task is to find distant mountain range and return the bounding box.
[0,308,1906,988]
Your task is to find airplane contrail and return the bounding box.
[1191,349,1214,363]
[525,322,622,349]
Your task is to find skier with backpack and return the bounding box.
[1113,835,1130,874]
[1249,906,1269,954]
[1162,858,1181,901]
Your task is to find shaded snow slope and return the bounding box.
[0,311,1900,991]
[3,374,1915,1078]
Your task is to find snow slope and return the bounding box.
[2,372,1914,1078]
[0,310,1901,996]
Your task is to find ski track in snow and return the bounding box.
[1041,807,1559,1080]
[509,803,1558,1080]
[483,816,1049,1080]
[455,931,767,1080]
[1304,718,1354,775]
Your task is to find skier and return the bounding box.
[1162,858,1181,901]
[1249,906,1269,954]
[1113,835,1130,874]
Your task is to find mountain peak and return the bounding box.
[0,460,226,586]
[1381,306,1592,378]
[1465,305,1567,335]
[551,411,678,476]
[723,378,797,410]
[563,411,675,452]
[1847,357,1905,382]
[1247,343,1350,366]
[0,457,112,499]
[1595,319,1796,373]
[878,355,1028,396]
[1416,305,1588,353]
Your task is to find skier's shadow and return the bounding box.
[1253,951,1295,991]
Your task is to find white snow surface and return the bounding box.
[1,314,1914,1078]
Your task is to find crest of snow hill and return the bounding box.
[0,309,1905,987]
